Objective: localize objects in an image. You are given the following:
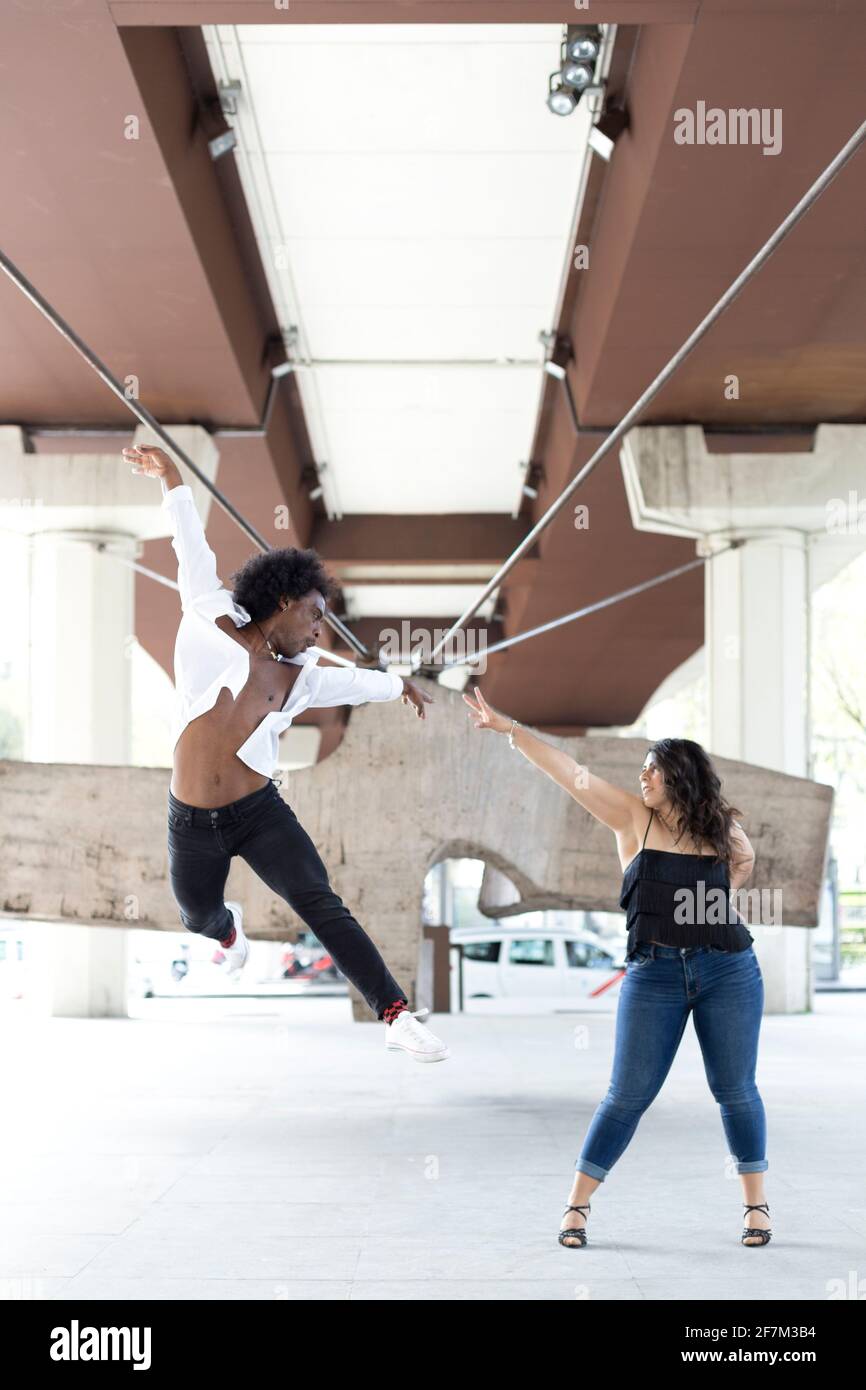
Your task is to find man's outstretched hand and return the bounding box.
[123,445,182,487]
[401,679,434,721]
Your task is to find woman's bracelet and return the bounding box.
[507,718,521,749]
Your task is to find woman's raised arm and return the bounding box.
[463,685,645,835]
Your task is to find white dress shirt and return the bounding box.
[160,481,404,777]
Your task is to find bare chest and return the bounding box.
[214,617,303,720]
[238,654,301,713]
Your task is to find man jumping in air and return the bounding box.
[126,444,449,1063]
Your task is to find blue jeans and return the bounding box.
[576,943,768,1180]
[166,780,407,1019]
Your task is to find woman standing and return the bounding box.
[463,686,771,1249]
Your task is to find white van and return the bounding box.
[450,923,627,1011]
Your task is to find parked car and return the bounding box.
[450,922,627,1009]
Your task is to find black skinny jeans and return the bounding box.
[167,779,407,1019]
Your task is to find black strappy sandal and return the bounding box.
[742,1202,772,1246]
[558,1203,591,1247]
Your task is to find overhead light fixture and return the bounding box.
[561,58,594,92]
[567,32,601,64]
[547,75,577,117]
[547,24,603,116]
[271,361,295,379]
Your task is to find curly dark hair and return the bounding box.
[228,546,337,623]
[646,737,743,864]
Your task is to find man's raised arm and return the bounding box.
[124,445,231,614]
[306,663,433,720]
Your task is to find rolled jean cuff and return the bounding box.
[574,1159,608,1181]
[737,1159,768,1173]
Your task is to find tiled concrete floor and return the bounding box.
[0,992,863,1301]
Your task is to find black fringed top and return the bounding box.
[620,809,755,961]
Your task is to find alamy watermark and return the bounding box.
[673,884,782,927]
[50,1321,151,1371]
[379,621,488,674]
[674,101,782,157]
[826,491,866,534]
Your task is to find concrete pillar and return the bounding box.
[620,424,866,1012]
[27,527,137,1017]
[703,529,808,772]
[0,424,219,1017]
[28,529,137,765]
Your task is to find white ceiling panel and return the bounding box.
[264,151,582,241]
[239,30,590,154]
[313,363,539,512]
[342,584,497,620]
[291,307,552,361]
[204,21,599,530]
[276,235,560,310]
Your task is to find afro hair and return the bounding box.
[228,546,338,623]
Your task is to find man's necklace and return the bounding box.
[253,620,288,663]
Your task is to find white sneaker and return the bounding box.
[385,1007,451,1063]
[213,900,249,979]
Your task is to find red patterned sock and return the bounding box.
[219,913,237,948]
[382,999,409,1025]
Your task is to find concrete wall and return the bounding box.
[0,677,833,1018]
